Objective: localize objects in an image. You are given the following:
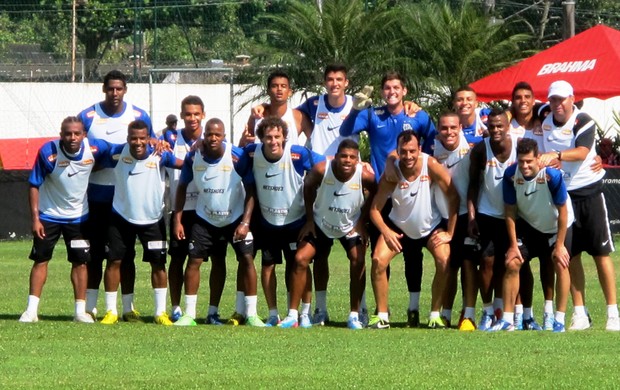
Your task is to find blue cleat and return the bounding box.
[543,312,554,331]
[552,320,566,333]
[279,315,298,328]
[487,319,514,332]
[514,312,523,330]
[478,312,494,331]
[523,317,543,331]
[347,316,363,330]
[300,314,312,328]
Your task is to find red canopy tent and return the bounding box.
[470,25,620,102]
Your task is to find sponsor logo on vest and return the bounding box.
[537,59,596,76]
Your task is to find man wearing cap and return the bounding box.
[538,80,619,331]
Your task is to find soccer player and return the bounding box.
[537,80,619,331]
[368,130,458,329]
[289,139,376,329]
[20,117,111,323]
[98,120,182,325]
[161,114,178,137]
[467,108,522,330]
[453,86,491,146]
[243,116,324,328]
[432,112,478,330]
[488,138,573,332]
[172,118,265,327]
[77,70,153,321]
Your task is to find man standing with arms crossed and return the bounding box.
[78,70,153,321]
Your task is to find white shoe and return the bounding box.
[19,311,39,323]
[74,313,95,323]
[569,314,591,330]
[606,316,620,331]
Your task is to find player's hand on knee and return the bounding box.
[383,229,403,253]
[298,221,316,242]
[552,244,570,269]
[430,229,451,249]
[505,246,523,265]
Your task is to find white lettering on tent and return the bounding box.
[537,59,596,75]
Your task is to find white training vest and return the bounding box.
[310,94,356,156]
[541,108,604,191]
[112,145,166,225]
[389,154,441,239]
[432,133,470,217]
[39,139,95,220]
[254,106,302,146]
[166,131,199,211]
[478,136,517,218]
[194,143,245,227]
[253,144,305,226]
[313,161,365,239]
[86,102,144,187]
[512,167,574,234]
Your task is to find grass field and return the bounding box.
[1,239,620,389]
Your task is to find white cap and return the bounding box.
[547,80,574,98]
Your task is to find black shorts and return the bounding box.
[168,210,198,257]
[476,213,508,263]
[256,220,304,266]
[85,200,112,261]
[188,217,253,260]
[449,214,482,268]
[515,219,573,263]
[571,192,614,256]
[302,223,363,254]
[29,220,90,264]
[107,213,167,265]
[384,219,446,263]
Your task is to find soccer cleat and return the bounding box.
[74,313,95,323]
[552,320,566,333]
[265,315,281,327]
[407,309,420,328]
[360,309,369,328]
[312,309,329,326]
[368,315,390,329]
[605,316,620,331]
[154,312,173,326]
[278,315,299,328]
[225,312,243,326]
[487,319,515,332]
[514,313,523,330]
[245,315,266,327]
[206,313,224,326]
[428,317,446,329]
[19,311,39,323]
[174,314,197,326]
[569,314,591,330]
[543,312,554,331]
[171,307,183,322]
[523,318,543,331]
[299,314,312,329]
[347,316,364,330]
[101,310,119,325]
[478,312,494,331]
[122,310,143,323]
[458,318,476,331]
[87,308,98,322]
[440,315,451,328]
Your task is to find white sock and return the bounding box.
[514,304,524,315]
[464,307,475,320]
[378,311,389,322]
[269,309,279,318]
[207,305,218,316]
[408,292,420,311]
[301,302,311,316]
[287,309,299,319]
[105,291,118,315]
[185,295,198,319]
[483,304,494,316]
[75,299,86,316]
[607,304,619,318]
[493,298,503,312]
[523,307,533,320]
[315,290,327,313]
[121,293,134,314]
[153,288,167,316]
[172,305,182,315]
[441,309,452,321]
[360,291,368,311]
[429,311,440,320]
[86,289,98,312]
[574,305,586,317]
[26,295,40,314]
[245,295,258,317]
[555,311,566,325]
[544,300,554,314]
[235,291,246,316]
[349,311,359,320]
[502,312,515,325]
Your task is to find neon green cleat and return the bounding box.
[246,315,266,327]
[428,317,446,329]
[368,315,390,329]
[122,310,143,323]
[174,314,197,326]
[154,312,173,326]
[100,311,119,325]
[227,312,245,326]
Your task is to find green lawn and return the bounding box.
[1,239,619,389]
